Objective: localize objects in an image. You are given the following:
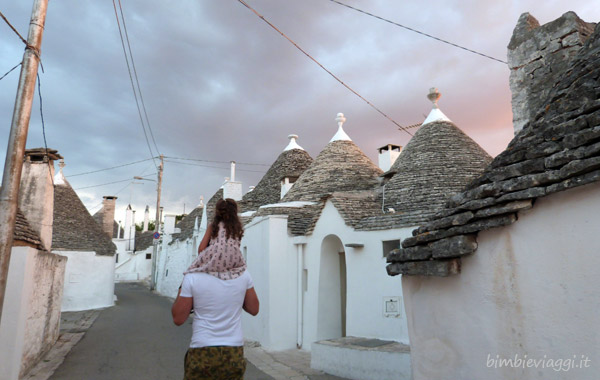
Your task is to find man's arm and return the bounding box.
[172,286,193,326]
[197,225,213,254]
[243,287,259,316]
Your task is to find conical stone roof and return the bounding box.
[384,117,492,224]
[240,148,313,212]
[53,177,117,256]
[282,140,383,202]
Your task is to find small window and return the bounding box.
[382,239,401,258]
[115,254,119,263]
[146,253,152,260]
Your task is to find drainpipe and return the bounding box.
[296,242,305,349]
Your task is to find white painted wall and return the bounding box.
[0,247,66,379]
[57,250,116,311]
[114,247,152,283]
[241,215,295,349]
[156,238,198,298]
[402,181,600,380]
[241,200,411,351]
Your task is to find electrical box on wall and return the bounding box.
[383,296,402,318]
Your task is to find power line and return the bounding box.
[164,159,267,174]
[0,63,21,81]
[74,173,156,191]
[328,0,507,65]
[111,0,158,167]
[236,0,413,137]
[36,72,54,185]
[67,157,156,177]
[164,156,270,167]
[115,0,161,156]
[0,10,28,45]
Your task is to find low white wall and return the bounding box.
[57,250,115,312]
[403,181,600,380]
[0,247,66,379]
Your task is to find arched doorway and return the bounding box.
[316,234,347,340]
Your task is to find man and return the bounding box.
[172,270,259,380]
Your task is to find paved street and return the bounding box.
[44,283,347,380]
[48,283,274,380]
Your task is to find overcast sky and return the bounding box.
[1,1,599,224]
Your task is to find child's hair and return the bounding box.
[211,198,244,240]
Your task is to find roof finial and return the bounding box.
[198,195,204,207]
[330,112,352,142]
[422,87,451,126]
[284,134,304,151]
[54,159,66,185]
[427,87,441,109]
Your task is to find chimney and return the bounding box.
[101,196,118,238]
[18,148,62,250]
[508,12,595,134]
[378,144,402,172]
[143,205,149,232]
[123,205,134,250]
[164,214,177,235]
[223,161,243,201]
[281,177,297,199]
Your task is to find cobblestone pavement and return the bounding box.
[24,283,349,380]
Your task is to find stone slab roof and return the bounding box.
[92,210,123,238]
[205,188,223,225]
[14,210,44,250]
[240,148,313,212]
[53,181,116,256]
[382,119,492,226]
[328,191,383,229]
[387,22,600,277]
[135,230,154,251]
[282,140,383,203]
[171,205,203,243]
[251,201,326,236]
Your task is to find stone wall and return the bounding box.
[508,12,595,134]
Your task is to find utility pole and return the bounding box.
[150,155,163,291]
[0,0,48,322]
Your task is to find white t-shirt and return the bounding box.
[180,270,253,348]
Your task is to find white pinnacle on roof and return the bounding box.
[422,88,452,126]
[330,113,352,142]
[54,159,66,185]
[284,134,304,151]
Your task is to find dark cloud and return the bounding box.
[1,0,599,222]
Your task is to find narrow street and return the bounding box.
[49,283,274,380]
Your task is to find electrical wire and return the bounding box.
[164,156,270,167]
[164,159,267,174]
[236,0,413,137]
[0,62,21,81]
[327,0,507,65]
[111,0,158,167]
[116,0,161,156]
[0,10,28,45]
[74,173,156,191]
[67,157,156,177]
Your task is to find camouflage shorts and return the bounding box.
[184,346,246,380]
